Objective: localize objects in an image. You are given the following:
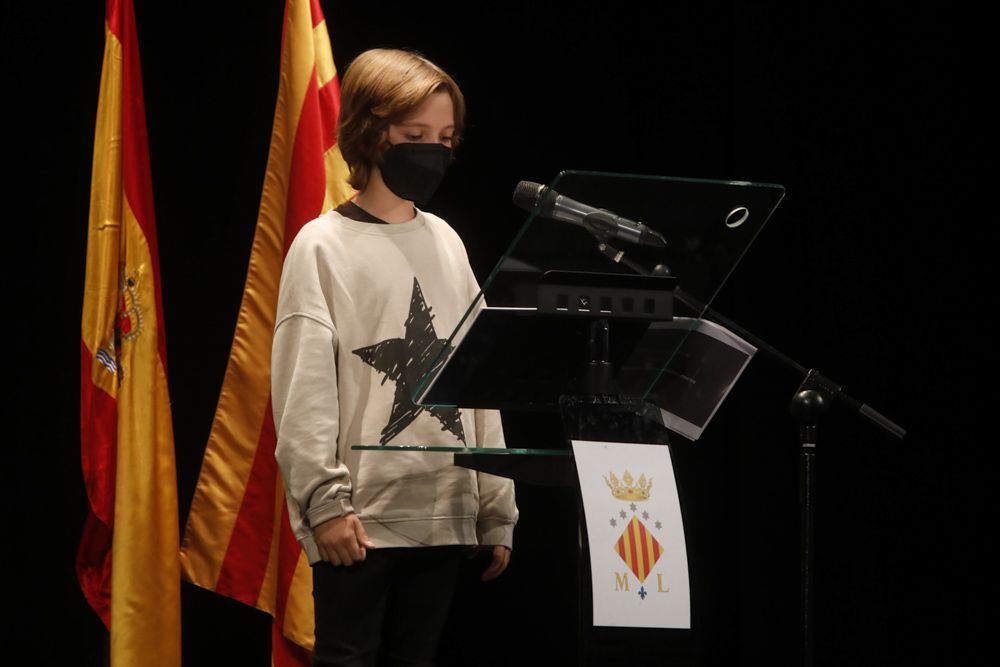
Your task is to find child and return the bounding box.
[271,48,518,667]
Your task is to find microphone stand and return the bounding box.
[594,239,906,667]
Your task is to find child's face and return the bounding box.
[387,91,456,148]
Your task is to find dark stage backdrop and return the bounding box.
[6,1,985,665]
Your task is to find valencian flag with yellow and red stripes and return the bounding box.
[179,1,353,664]
[77,0,181,665]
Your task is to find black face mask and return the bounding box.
[378,142,452,205]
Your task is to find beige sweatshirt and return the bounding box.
[272,208,518,564]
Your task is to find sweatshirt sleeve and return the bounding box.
[474,408,519,548]
[272,237,355,533]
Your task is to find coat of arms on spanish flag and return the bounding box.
[572,440,691,629]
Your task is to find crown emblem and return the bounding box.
[603,470,652,501]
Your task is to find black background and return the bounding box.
[5,1,987,665]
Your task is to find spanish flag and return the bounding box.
[179,0,353,663]
[78,1,181,665]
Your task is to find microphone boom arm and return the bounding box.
[594,240,905,439]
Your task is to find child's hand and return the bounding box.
[481,545,510,581]
[313,513,376,566]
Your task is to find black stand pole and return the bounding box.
[790,372,832,667]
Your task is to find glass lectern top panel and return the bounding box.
[351,445,571,456]
[413,170,784,408]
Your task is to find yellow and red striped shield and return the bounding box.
[78,1,181,664]
[179,1,353,664]
[614,516,664,583]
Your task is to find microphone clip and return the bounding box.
[580,210,621,239]
[582,210,667,249]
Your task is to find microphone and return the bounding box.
[512,180,667,249]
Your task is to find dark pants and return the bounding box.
[311,546,465,667]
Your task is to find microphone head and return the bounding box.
[512,180,557,218]
[512,180,544,211]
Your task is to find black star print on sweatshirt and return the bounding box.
[352,277,466,445]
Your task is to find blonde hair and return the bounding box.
[337,48,466,191]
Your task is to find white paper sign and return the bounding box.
[572,440,690,629]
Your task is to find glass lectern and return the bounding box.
[354,170,784,474]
